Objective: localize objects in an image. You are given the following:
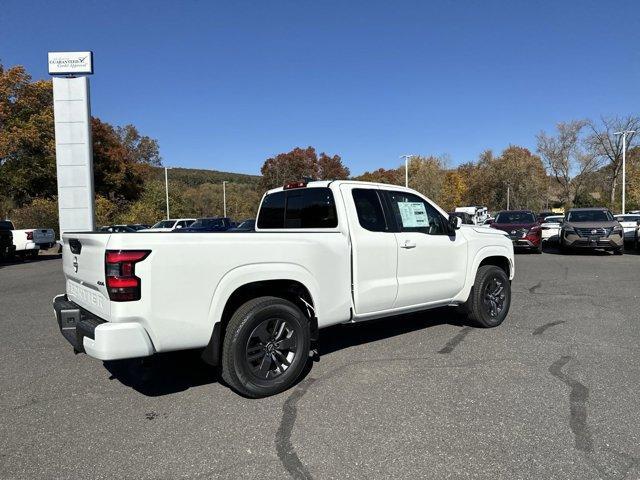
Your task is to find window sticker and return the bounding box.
[398,201,428,227]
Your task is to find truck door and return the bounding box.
[340,185,398,314]
[382,189,467,307]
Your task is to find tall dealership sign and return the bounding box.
[48,51,95,234]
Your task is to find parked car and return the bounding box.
[454,206,489,225]
[490,210,542,253]
[613,214,640,242]
[0,221,16,260]
[99,225,137,233]
[128,224,151,231]
[536,211,555,222]
[448,211,474,225]
[53,180,514,397]
[540,215,564,243]
[1,220,55,257]
[139,218,196,232]
[178,217,233,232]
[229,219,256,232]
[559,208,624,254]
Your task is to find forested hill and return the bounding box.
[150,166,261,187]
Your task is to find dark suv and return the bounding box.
[0,220,16,260]
[560,208,624,255]
[490,210,542,253]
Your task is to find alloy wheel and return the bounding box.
[245,318,298,380]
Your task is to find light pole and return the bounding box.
[506,184,511,211]
[164,166,170,219]
[400,155,414,187]
[222,181,227,217]
[614,130,635,214]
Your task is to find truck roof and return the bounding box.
[265,179,414,195]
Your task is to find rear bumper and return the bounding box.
[53,294,155,360]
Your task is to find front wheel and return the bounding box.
[221,296,310,398]
[464,265,511,328]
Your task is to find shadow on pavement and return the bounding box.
[104,307,470,397]
[104,349,218,397]
[0,253,62,269]
[542,242,638,256]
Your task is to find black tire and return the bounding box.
[534,242,543,254]
[221,296,310,398]
[635,234,639,251]
[464,265,511,328]
[559,239,570,254]
[613,245,624,256]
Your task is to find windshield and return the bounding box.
[567,210,613,222]
[191,219,223,228]
[616,215,640,222]
[151,220,176,228]
[495,212,536,224]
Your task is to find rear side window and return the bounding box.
[0,221,12,231]
[258,188,338,229]
[352,189,387,232]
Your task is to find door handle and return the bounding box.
[400,240,416,249]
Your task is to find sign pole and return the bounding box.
[49,51,95,235]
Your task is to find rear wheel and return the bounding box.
[221,296,310,398]
[465,265,511,328]
[613,245,624,255]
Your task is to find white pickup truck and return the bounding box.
[0,220,56,257]
[54,180,514,397]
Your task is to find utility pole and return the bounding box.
[165,167,170,219]
[222,181,227,217]
[614,130,635,214]
[400,155,414,187]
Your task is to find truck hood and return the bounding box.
[470,226,508,236]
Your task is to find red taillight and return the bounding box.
[26,231,33,240]
[105,250,150,301]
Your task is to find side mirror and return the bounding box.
[448,215,461,233]
[485,219,495,225]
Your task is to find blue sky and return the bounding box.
[1,0,638,175]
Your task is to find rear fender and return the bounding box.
[204,263,320,340]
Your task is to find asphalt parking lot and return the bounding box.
[1,247,639,480]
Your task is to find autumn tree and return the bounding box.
[260,146,349,189]
[405,155,448,201]
[355,167,402,184]
[536,121,599,208]
[463,147,548,211]
[586,116,640,208]
[92,119,161,201]
[439,170,468,211]
[0,64,56,205]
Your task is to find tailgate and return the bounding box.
[33,229,55,244]
[62,233,112,321]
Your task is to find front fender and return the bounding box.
[452,244,515,303]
